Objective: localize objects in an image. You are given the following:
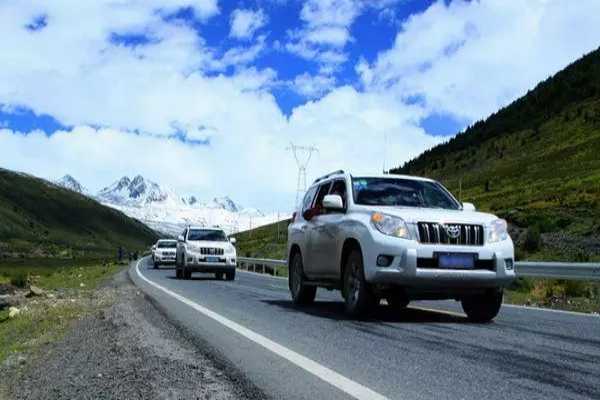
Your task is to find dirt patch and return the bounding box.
[0,269,265,400]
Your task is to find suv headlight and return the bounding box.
[187,244,201,253]
[371,212,410,239]
[488,219,508,243]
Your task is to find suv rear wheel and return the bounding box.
[289,251,316,305]
[343,249,375,317]
[461,289,503,322]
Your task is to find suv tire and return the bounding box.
[215,272,224,280]
[153,262,159,269]
[183,268,192,280]
[343,249,375,317]
[225,271,235,281]
[289,251,316,305]
[461,289,503,322]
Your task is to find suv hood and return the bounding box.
[362,206,499,225]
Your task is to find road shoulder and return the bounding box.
[0,266,265,400]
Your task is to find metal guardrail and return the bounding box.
[237,257,288,276]
[237,257,600,281]
[515,261,600,281]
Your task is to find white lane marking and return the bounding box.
[135,259,390,400]
[504,303,599,318]
[409,306,466,318]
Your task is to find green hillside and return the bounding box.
[233,219,290,260]
[392,47,600,261]
[0,168,158,258]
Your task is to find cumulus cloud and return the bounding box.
[359,0,600,121]
[291,73,336,98]
[229,8,267,40]
[2,0,600,211]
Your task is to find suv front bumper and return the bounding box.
[183,254,237,273]
[363,236,515,288]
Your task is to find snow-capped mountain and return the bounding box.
[55,174,87,194]
[92,175,282,236]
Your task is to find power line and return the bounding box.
[287,142,319,208]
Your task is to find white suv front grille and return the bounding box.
[417,222,484,246]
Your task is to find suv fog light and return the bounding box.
[377,255,393,267]
[504,258,514,270]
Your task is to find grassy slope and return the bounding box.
[391,47,600,261]
[0,168,158,257]
[0,259,122,364]
[233,219,290,260]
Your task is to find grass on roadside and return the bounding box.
[0,259,122,364]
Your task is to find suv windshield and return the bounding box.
[352,177,460,210]
[187,229,228,242]
[157,241,177,248]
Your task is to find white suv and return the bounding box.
[176,227,237,280]
[287,171,515,321]
[152,239,177,268]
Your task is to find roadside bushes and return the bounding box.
[9,271,28,288]
[523,226,541,252]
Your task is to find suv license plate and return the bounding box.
[206,256,220,263]
[438,253,475,269]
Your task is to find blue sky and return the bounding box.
[1,0,600,210]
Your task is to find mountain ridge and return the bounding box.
[57,174,279,236]
[1,167,158,257]
[391,47,600,260]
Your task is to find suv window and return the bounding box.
[302,186,318,213]
[313,182,332,209]
[329,180,347,208]
[352,177,460,209]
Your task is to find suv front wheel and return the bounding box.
[343,248,375,317]
[289,251,316,305]
[461,289,503,322]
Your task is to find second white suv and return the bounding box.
[176,227,237,280]
[152,239,177,268]
[287,171,515,321]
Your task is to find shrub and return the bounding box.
[9,271,28,288]
[523,226,541,252]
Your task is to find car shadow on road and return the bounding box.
[262,299,469,323]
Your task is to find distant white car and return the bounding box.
[175,227,237,280]
[151,239,177,268]
[287,170,515,321]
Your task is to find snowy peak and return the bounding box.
[209,196,240,212]
[97,175,170,205]
[56,174,86,194]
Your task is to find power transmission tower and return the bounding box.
[287,143,318,208]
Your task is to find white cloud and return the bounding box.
[2,0,600,211]
[229,8,267,40]
[292,73,336,98]
[360,0,600,122]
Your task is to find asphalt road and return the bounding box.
[130,257,600,400]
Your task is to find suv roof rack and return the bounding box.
[313,170,345,184]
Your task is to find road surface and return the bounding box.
[130,257,600,400]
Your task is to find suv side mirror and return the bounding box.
[229,237,237,245]
[177,235,185,242]
[462,202,476,211]
[323,194,344,211]
[152,245,156,250]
